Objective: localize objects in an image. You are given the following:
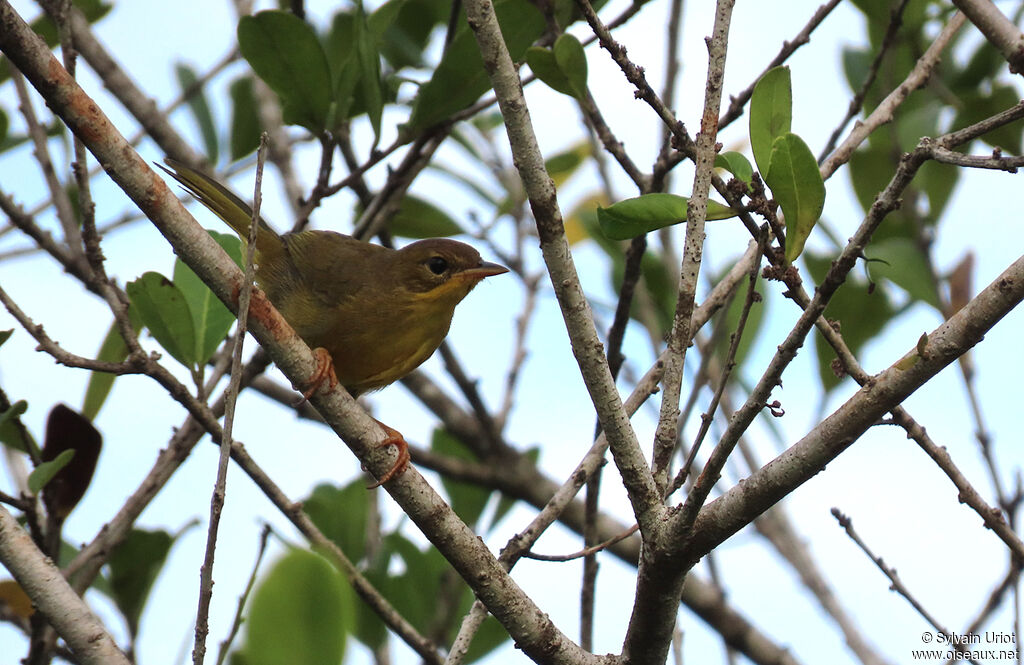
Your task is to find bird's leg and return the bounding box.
[366,419,410,488]
[300,347,339,401]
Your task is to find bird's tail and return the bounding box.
[158,158,282,257]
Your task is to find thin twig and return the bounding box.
[820,11,967,180]
[718,0,845,131]
[215,524,272,665]
[818,0,911,163]
[672,235,764,492]
[191,137,268,665]
[831,508,981,665]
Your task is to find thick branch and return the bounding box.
[681,251,1024,564]
[0,505,130,665]
[461,0,663,532]
[951,0,1024,74]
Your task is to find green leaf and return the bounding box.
[865,237,939,308]
[749,66,792,177]
[714,151,753,186]
[28,449,74,495]
[545,141,590,187]
[374,535,448,632]
[229,76,263,161]
[526,47,571,96]
[326,12,362,121]
[554,33,587,98]
[370,0,446,70]
[352,3,384,138]
[37,404,102,519]
[173,231,243,365]
[82,306,144,421]
[805,252,898,392]
[526,33,587,99]
[238,11,334,132]
[243,548,352,665]
[407,0,544,130]
[597,192,737,240]
[953,39,1007,90]
[388,196,464,238]
[0,400,35,455]
[0,0,112,85]
[175,63,219,164]
[127,272,198,369]
[710,263,766,369]
[491,446,538,528]
[108,528,175,637]
[326,6,385,132]
[841,46,873,96]
[433,428,490,528]
[302,481,369,564]
[848,142,893,214]
[952,84,1022,155]
[764,133,825,263]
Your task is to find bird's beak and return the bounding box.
[462,261,509,280]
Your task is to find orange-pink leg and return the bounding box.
[367,420,410,488]
[301,347,339,400]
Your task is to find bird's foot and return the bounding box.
[367,420,411,488]
[299,347,338,402]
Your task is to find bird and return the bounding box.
[158,158,508,485]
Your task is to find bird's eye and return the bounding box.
[427,256,449,275]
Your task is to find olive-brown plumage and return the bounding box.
[159,159,507,483]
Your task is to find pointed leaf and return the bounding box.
[28,449,75,495]
[0,400,34,455]
[108,528,175,637]
[82,306,144,421]
[554,33,587,98]
[952,84,1022,154]
[243,548,352,665]
[805,252,897,392]
[865,237,940,308]
[714,151,753,186]
[749,66,792,177]
[302,480,369,563]
[764,133,824,263]
[352,4,384,138]
[326,12,361,120]
[388,196,464,238]
[173,231,243,365]
[597,192,737,240]
[407,0,544,130]
[526,33,587,99]
[545,141,590,188]
[238,11,334,132]
[526,46,572,96]
[175,63,219,163]
[433,428,490,528]
[229,76,263,161]
[127,272,198,369]
[710,262,766,369]
[370,0,446,70]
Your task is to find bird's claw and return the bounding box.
[367,420,410,488]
